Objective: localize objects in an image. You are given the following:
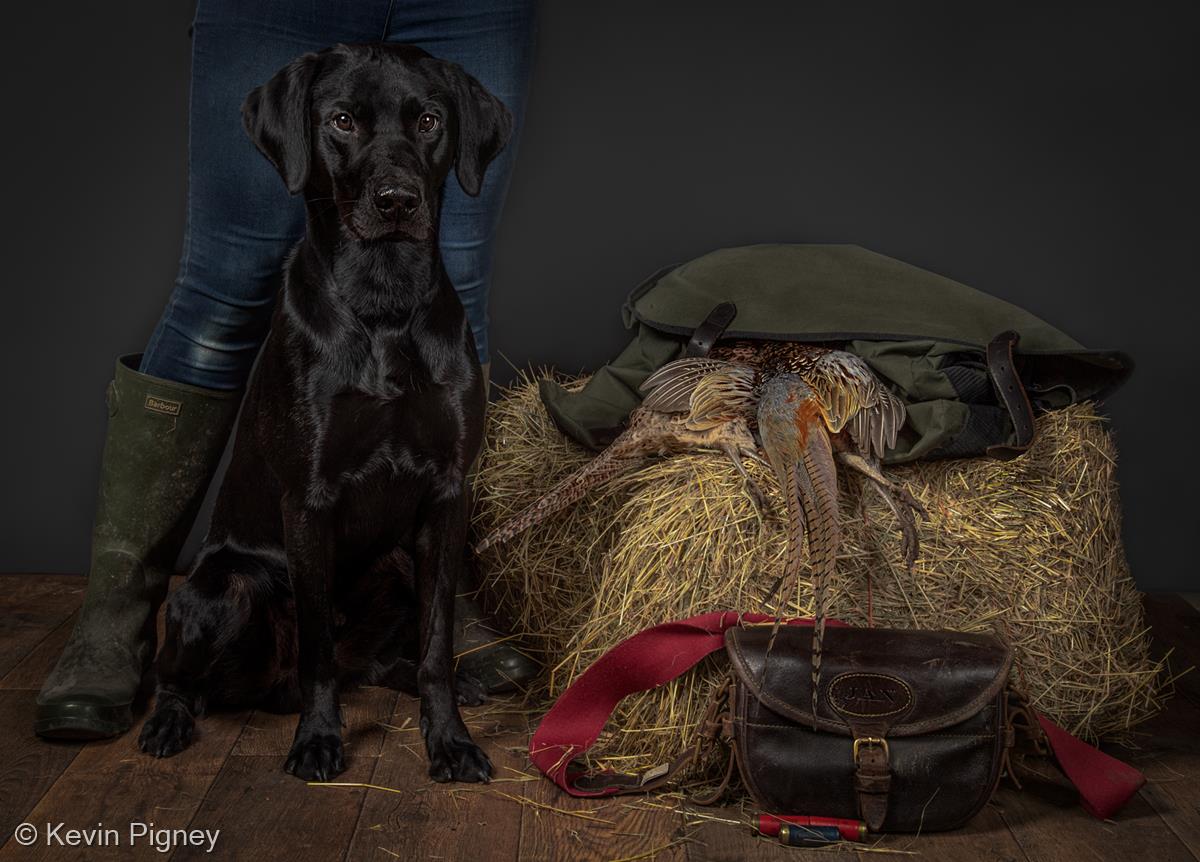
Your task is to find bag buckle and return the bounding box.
[852,737,892,831]
[852,737,890,763]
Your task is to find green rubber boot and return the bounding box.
[455,362,540,695]
[35,356,242,739]
[453,590,540,695]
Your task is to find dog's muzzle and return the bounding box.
[348,175,431,240]
[373,183,422,218]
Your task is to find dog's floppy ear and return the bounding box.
[242,53,321,194]
[440,61,513,197]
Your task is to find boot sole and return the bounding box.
[35,702,131,740]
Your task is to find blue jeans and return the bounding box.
[141,0,537,388]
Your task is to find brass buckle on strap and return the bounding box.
[853,737,890,763]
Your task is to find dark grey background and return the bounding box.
[2,2,1196,590]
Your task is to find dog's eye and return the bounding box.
[418,113,440,133]
[331,112,355,132]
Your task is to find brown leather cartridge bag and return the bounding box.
[702,624,1013,832]
[533,614,1143,829]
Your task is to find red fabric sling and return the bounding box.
[529,611,1144,820]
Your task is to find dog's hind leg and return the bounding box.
[353,549,487,707]
[415,493,492,783]
[139,548,280,757]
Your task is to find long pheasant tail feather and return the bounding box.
[759,458,810,688]
[473,432,647,553]
[779,462,809,603]
[794,425,840,729]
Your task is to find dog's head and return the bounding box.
[243,43,512,242]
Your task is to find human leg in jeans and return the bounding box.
[36,0,537,738]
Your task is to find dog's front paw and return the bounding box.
[422,718,492,783]
[138,700,195,758]
[284,732,346,781]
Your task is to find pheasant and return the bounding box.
[475,340,925,716]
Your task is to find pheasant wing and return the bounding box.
[641,357,756,431]
[640,358,734,413]
[809,351,905,460]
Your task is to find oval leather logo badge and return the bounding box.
[828,673,913,718]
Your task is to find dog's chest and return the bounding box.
[328,387,458,458]
[316,380,465,548]
[348,332,416,398]
[313,342,469,490]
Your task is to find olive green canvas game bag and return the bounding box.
[539,244,1131,463]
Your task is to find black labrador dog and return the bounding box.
[137,43,510,784]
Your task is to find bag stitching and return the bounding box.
[727,629,1012,735]
[828,672,914,717]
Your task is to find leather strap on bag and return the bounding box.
[852,738,892,829]
[685,302,738,357]
[530,612,1145,822]
[985,330,1037,460]
[529,611,822,796]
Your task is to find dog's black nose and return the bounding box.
[374,184,422,216]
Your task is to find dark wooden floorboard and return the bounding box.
[0,574,84,680]
[175,704,388,860]
[0,691,84,847]
[0,574,248,861]
[0,611,77,691]
[172,687,399,861]
[996,783,1195,862]
[344,697,529,862]
[858,803,1031,861]
[1114,596,1200,859]
[1,574,1197,861]
[0,708,252,861]
[518,758,688,862]
[1119,696,1200,859]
